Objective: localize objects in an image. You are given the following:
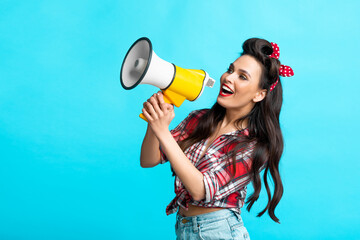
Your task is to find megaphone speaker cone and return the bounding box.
[120,37,153,90]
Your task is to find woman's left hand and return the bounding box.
[142,91,175,138]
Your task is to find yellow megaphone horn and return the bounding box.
[120,37,215,122]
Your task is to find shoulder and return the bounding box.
[179,108,210,134]
[188,108,210,119]
[185,108,210,125]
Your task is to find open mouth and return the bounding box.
[220,84,234,96]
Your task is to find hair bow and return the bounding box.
[268,42,294,92]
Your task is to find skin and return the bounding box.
[217,54,267,129]
[141,54,267,215]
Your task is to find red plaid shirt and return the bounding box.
[159,109,257,216]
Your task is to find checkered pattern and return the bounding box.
[159,109,256,216]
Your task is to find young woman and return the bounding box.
[140,38,294,240]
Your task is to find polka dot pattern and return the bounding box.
[269,42,280,59]
[268,42,294,92]
[279,65,294,77]
[270,79,279,92]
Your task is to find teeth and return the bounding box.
[222,85,233,93]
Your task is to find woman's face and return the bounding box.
[217,54,267,113]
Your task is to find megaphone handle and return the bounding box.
[139,113,148,122]
[139,91,173,122]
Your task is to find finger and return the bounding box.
[169,105,175,118]
[153,102,163,116]
[158,96,165,112]
[161,102,168,114]
[145,101,157,118]
[157,92,165,104]
[164,103,173,110]
[157,92,168,112]
[144,100,152,112]
[149,94,159,105]
[144,97,152,108]
[149,96,162,117]
[142,108,154,122]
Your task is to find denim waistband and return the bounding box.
[176,208,243,226]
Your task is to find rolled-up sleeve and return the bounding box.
[159,110,197,164]
[203,170,220,203]
[202,144,255,203]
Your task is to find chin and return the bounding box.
[216,97,226,108]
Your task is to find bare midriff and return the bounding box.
[178,203,225,217]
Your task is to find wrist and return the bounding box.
[156,129,172,144]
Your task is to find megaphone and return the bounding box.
[120,37,215,122]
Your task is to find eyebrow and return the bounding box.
[230,63,252,79]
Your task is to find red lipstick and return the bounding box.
[219,83,234,97]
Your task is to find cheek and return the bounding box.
[234,81,249,92]
[234,85,256,100]
[220,74,226,82]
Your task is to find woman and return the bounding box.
[140,38,294,239]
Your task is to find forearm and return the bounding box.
[157,130,205,201]
[140,125,161,168]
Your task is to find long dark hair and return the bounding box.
[172,38,284,223]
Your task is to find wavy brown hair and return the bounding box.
[170,38,285,223]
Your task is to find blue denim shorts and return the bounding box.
[175,208,250,240]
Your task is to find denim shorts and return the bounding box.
[175,208,250,240]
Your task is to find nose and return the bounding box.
[224,72,237,83]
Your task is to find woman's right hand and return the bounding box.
[142,91,175,137]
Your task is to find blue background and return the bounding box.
[1,0,359,239]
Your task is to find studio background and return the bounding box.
[1,0,359,239]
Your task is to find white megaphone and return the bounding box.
[120,37,215,122]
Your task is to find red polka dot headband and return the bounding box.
[268,42,294,92]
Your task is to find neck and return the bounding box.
[221,105,253,130]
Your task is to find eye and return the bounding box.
[239,74,247,80]
[226,68,233,74]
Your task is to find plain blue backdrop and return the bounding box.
[1,0,359,239]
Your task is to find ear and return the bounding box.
[252,89,267,103]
